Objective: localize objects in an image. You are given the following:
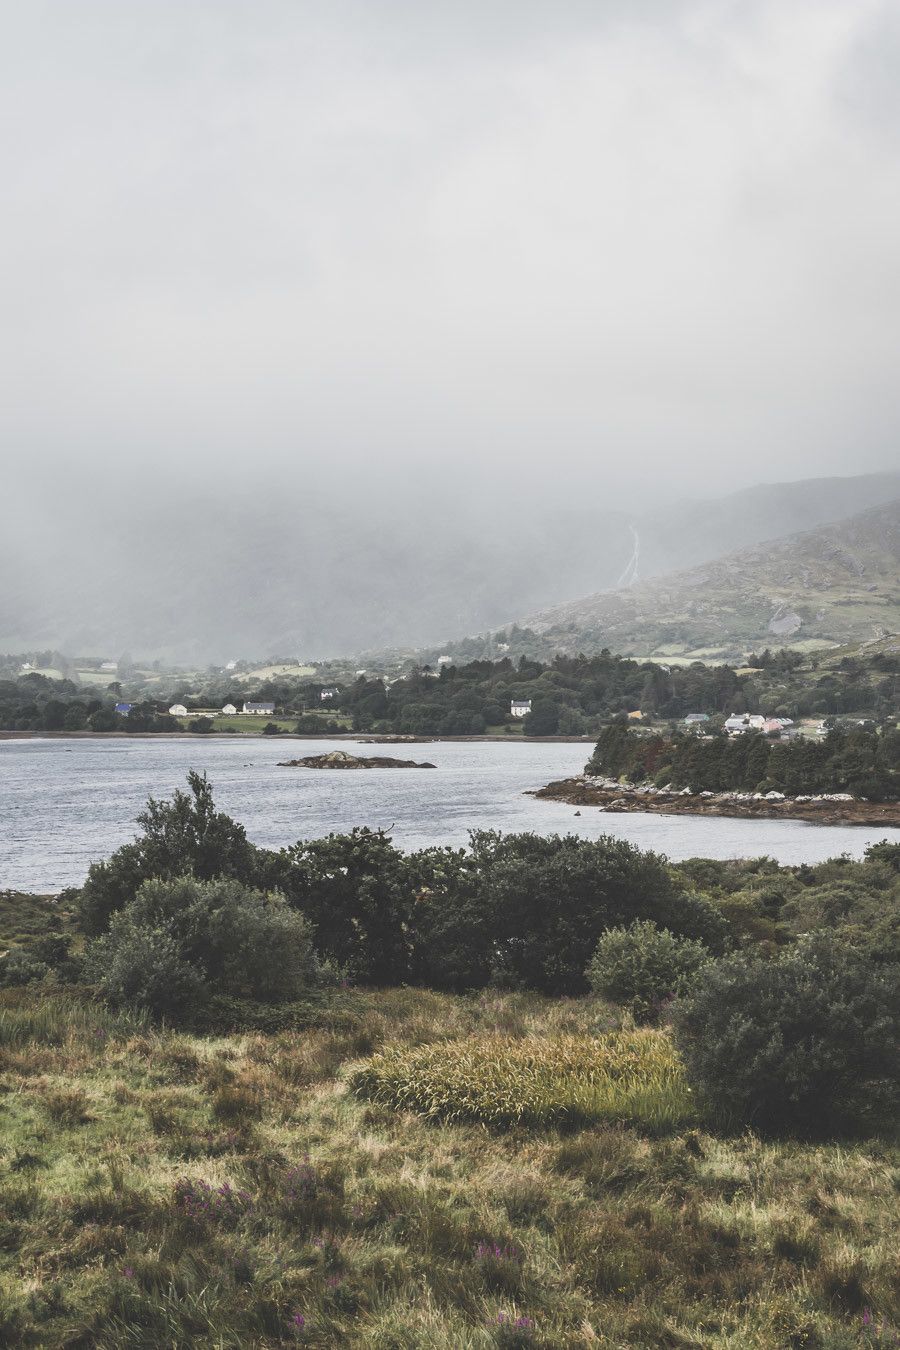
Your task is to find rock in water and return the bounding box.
[278,750,436,769]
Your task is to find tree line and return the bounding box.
[588,721,900,801]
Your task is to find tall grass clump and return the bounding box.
[351,1030,693,1131]
[0,991,150,1048]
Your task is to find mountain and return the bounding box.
[516,499,900,662]
[2,470,898,662]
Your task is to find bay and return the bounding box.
[1,736,897,892]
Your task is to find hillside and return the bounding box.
[519,499,900,662]
[2,472,898,663]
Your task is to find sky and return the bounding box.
[2,0,898,505]
[1,1,899,658]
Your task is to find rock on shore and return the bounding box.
[530,776,900,827]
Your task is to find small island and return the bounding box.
[278,749,436,770]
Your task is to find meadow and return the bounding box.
[0,985,897,1349]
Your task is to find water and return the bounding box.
[1,736,897,892]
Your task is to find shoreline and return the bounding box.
[531,777,900,828]
[0,730,595,744]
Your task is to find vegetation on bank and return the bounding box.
[588,721,900,801]
[3,641,898,736]
[1,776,898,1344]
[0,985,898,1347]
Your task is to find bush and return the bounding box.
[0,949,51,987]
[674,935,900,1134]
[78,772,266,934]
[85,876,322,1021]
[412,831,728,996]
[586,921,711,1022]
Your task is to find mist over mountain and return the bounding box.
[509,496,900,663]
[3,471,898,663]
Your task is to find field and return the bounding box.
[0,984,897,1348]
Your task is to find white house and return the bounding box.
[242,701,275,715]
[168,703,188,716]
[100,661,118,672]
[724,713,766,735]
[221,704,237,715]
[224,660,237,671]
[437,655,452,666]
[320,688,339,702]
[510,700,532,718]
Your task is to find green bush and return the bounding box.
[0,949,51,987]
[85,876,322,1021]
[586,921,711,1022]
[78,772,266,934]
[674,935,900,1134]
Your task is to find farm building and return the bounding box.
[242,702,275,715]
[168,704,188,716]
[221,704,237,715]
[510,700,532,718]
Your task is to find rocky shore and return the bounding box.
[278,750,436,770]
[531,776,900,827]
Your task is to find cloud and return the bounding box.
[1,0,898,501]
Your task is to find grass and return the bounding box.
[351,1030,692,1131]
[0,985,896,1347]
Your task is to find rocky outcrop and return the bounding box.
[530,777,900,827]
[278,750,436,769]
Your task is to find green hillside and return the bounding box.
[524,500,900,662]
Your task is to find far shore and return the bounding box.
[0,730,596,744]
[532,776,900,828]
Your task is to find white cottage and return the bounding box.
[510,700,532,718]
[168,704,188,716]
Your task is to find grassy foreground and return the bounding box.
[0,987,897,1348]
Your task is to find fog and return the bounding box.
[2,1,899,659]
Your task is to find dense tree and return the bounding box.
[79,771,264,933]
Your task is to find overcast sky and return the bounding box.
[2,0,899,504]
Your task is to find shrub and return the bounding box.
[78,772,266,934]
[674,935,900,1134]
[0,949,51,987]
[85,876,321,1021]
[412,830,728,995]
[586,921,711,1022]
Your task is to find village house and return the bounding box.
[684,713,710,725]
[510,700,532,718]
[100,661,118,672]
[763,717,795,736]
[724,714,765,734]
[221,704,237,715]
[168,704,188,716]
[627,710,644,721]
[242,702,275,715]
[320,688,339,702]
